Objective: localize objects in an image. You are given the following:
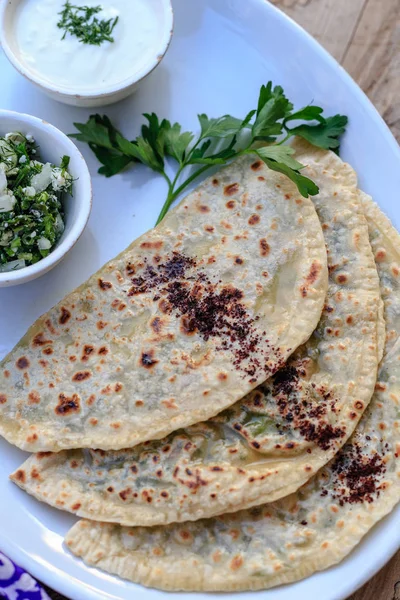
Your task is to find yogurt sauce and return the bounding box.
[14,0,162,92]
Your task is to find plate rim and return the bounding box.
[1,0,399,598]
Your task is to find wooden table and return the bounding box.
[43,1,399,599]
[275,0,400,143]
[272,1,400,597]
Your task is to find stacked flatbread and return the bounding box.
[3,142,400,593]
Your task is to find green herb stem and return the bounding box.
[276,133,292,145]
[156,164,215,225]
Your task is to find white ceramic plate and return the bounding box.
[0,1,399,599]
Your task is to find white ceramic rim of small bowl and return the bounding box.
[0,0,174,100]
[0,109,92,285]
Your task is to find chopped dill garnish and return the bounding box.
[57,1,119,46]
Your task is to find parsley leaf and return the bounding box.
[163,122,194,165]
[189,137,238,165]
[283,105,325,124]
[71,81,348,224]
[255,145,305,171]
[133,137,164,172]
[71,114,119,149]
[93,147,133,178]
[71,115,138,176]
[141,114,167,163]
[253,147,318,198]
[241,110,257,129]
[265,161,319,198]
[198,114,245,139]
[252,83,293,140]
[286,114,348,150]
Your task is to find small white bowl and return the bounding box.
[0,110,92,287]
[0,0,174,108]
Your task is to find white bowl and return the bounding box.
[0,110,92,287]
[0,0,174,107]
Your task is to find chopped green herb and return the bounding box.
[57,1,119,46]
[0,132,73,271]
[71,81,348,225]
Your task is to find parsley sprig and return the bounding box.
[57,1,118,46]
[71,82,347,224]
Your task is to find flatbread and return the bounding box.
[12,146,383,526]
[64,196,400,592]
[0,154,328,452]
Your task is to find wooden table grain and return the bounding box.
[43,1,399,599]
[274,0,400,142]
